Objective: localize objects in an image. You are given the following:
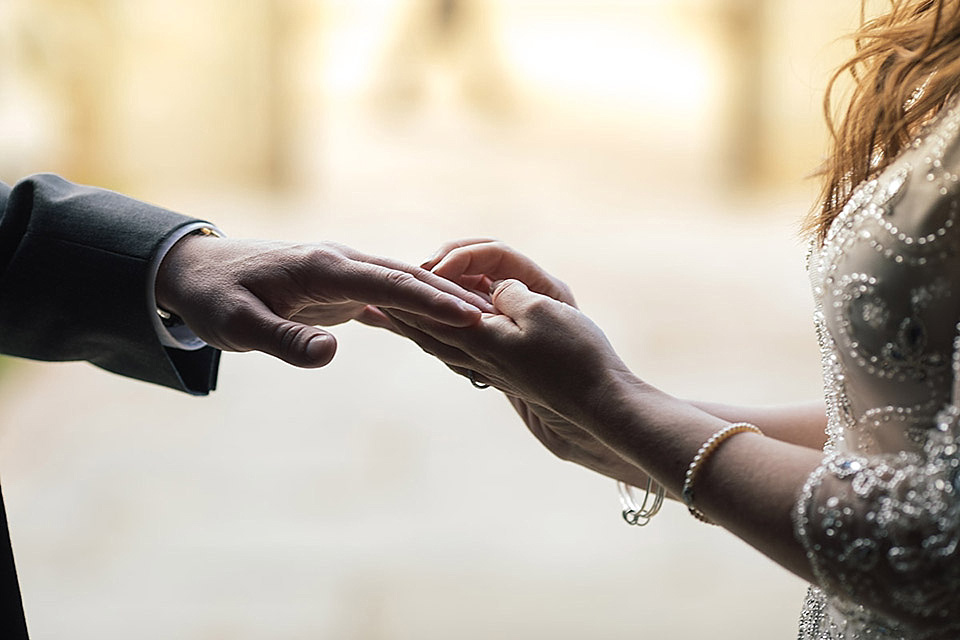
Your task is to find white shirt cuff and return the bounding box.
[146,222,224,351]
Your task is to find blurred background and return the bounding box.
[0,1,861,638]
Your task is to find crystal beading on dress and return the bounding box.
[796,96,960,639]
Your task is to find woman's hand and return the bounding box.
[378,239,647,484]
[423,239,577,307]
[386,277,653,485]
[386,277,632,428]
[507,396,660,489]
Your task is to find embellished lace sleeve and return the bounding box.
[794,412,960,633]
[795,99,960,634]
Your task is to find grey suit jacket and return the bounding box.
[0,175,225,637]
[0,173,220,395]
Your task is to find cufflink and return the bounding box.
[192,226,222,239]
[156,306,184,328]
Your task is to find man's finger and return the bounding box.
[385,308,465,345]
[379,258,495,313]
[334,248,493,312]
[333,261,492,326]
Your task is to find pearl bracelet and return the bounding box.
[681,422,763,525]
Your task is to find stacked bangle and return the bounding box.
[617,478,665,526]
[681,422,763,525]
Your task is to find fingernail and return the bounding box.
[306,334,333,363]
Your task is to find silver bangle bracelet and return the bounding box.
[617,478,665,526]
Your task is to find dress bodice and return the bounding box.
[797,100,960,638]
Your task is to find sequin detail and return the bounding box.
[798,99,960,638]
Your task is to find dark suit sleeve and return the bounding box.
[0,174,220,395]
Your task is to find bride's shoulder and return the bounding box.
[874,101,960,245]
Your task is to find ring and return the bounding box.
[468,370,490,389]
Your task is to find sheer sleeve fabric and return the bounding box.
[795,102,960,635]
[795,425,960,634]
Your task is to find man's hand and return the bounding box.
[155,234,490,368]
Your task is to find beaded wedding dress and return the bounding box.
[796,99,960,638]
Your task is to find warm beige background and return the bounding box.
[0,1,860,638]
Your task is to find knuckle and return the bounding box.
[383,269,418,289]
[525,296,554,317]
[410,264,436,281]
[303,244,347,269]
[320,241,351,253]
[492,278,517,297]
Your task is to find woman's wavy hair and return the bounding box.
[808,0,960,241]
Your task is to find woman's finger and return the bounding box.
[387,311,512,393]
[432,243,575,306]
[490,278,559,321]
[458,274,493,300]
[384,310,484,371]
[421,238,498,270]
[387,307,520,353]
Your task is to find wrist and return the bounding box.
[570,364,647,432]
[577,367,664,453]
[155,227,220,315]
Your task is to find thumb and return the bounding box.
[491,278,542,317]
[240,311,339,368]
